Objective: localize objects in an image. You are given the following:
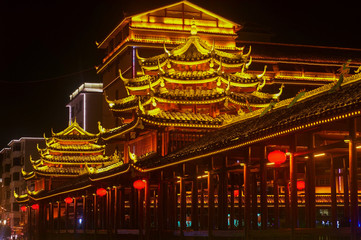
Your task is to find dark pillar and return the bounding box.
[180,176,186,236]
[73,198,77,233]
[306,134,316,228]
[349,118,358,240]
[113,187,118,233]
[290,137,298,234]
[274,168,279,229]
[230,173,235,230]
[330,155,337,229]
[145,179,151,240]
[82,195,86,232]
[191,168,199,230]
[343,157,350,224]
[244,161,251,238]
[93,193,97,233]
[208,169,214,238]
[120,187,125,229]
[260,146,268,229]
[251,173,258,230]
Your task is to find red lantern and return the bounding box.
[268,150,286,165]
[31,204,39,210]
[133,180,146,190]
[96,188,107,197]
[297,180,305,190]
[234,189,239,197]
[20,206,27,212]
[64,197,73,204]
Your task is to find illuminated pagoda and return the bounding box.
[20,119,122,192]
[101,22,283,160]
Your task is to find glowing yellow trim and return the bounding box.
[89,164,131,181]
[163,76,219,84]
[140,117,222,128]
[154,96,226,105]
[101,117,141,141]
[220,76,260,88]
[126,78,162,91]
[28,184,92,201]
[52,119,97,137]
[227,97,269,108]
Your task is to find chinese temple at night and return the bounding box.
[15,1,361,240]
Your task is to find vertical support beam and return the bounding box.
[82,195,86,232]
[290,136,298,233]
[284,172,290,228]
[191,165,199,230]
[120,187,125,229]
[330,155,337,229]
[57,201,61,233]
[260,146,268,229]
[251,173,258,230]
[138,188,143,240]
[145,178,151,240]
[218,157,228,230]
[244,157,251,236]
[306,134,316,228]
[180,176,186,236]
[343,157,349,224]
[158,171,164,237]
[230,173,235,230]
[274,168,279,229]
[93,193,97,233]
[65,202,69,232]
[169,172,177,230]
[200,181,204,230]
[73,198,77,233]
[349,118,358,240]
[113,187,118,233]
[208,170,214,238]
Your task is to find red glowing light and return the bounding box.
[268,150,286,165]
[96,188,107,197]
[20,206,27,212]
[297,180,305,190]
[234,189,239,197]
[31,204,39,210]
[64,197,73,204]
[133,180,146,190]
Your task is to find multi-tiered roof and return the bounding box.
[101,23,283,139]
[22,120,121,179]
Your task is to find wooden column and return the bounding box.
[244,161,251,237]
[137,188,143,240]
[65,201,69,232]
[274,168,279,229]
[251,173,258,230]
[191,166,199,230]
[82,195,86,232]
[306,134,316,228]
[260,147,268,229]
[208,170,214,238]
[290,136,298,233]
[284,169,290,228]
[230,174,235,230]
[169,173,177,230]
[180,176,186,236]
[113,187,118,233]
[200,181,205,229]
[218,157,228,230]
[330,155,337,229]
[57,201,61,233]
[145,179,151,240]
[120,187,125,229]
[93,193,97,233]
[342,157,350,225]
[73,198,77,233]
[349,118,358,240]
[158,171,165,237]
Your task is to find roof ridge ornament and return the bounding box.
[164,42,171,56]
[190,19,197,35]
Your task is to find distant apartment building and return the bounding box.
[66,82,103,134]
[0,137,44,234]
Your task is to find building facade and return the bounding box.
[14,1,361,240]
[66,82,103,134]
[1,137,44,238]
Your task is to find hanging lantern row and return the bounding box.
[64,197,73,204]
[268,150,287,165]
[297,180,305,190]
[20,206,27,212]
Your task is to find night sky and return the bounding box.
[0,0,360,148]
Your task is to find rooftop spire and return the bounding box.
[191,19,197,35]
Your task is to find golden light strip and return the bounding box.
[140,117,222,129]
[89,164,131,182]
[28,184,93,201]
[101,117,140,141]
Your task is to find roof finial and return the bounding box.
[191,18,197,35]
